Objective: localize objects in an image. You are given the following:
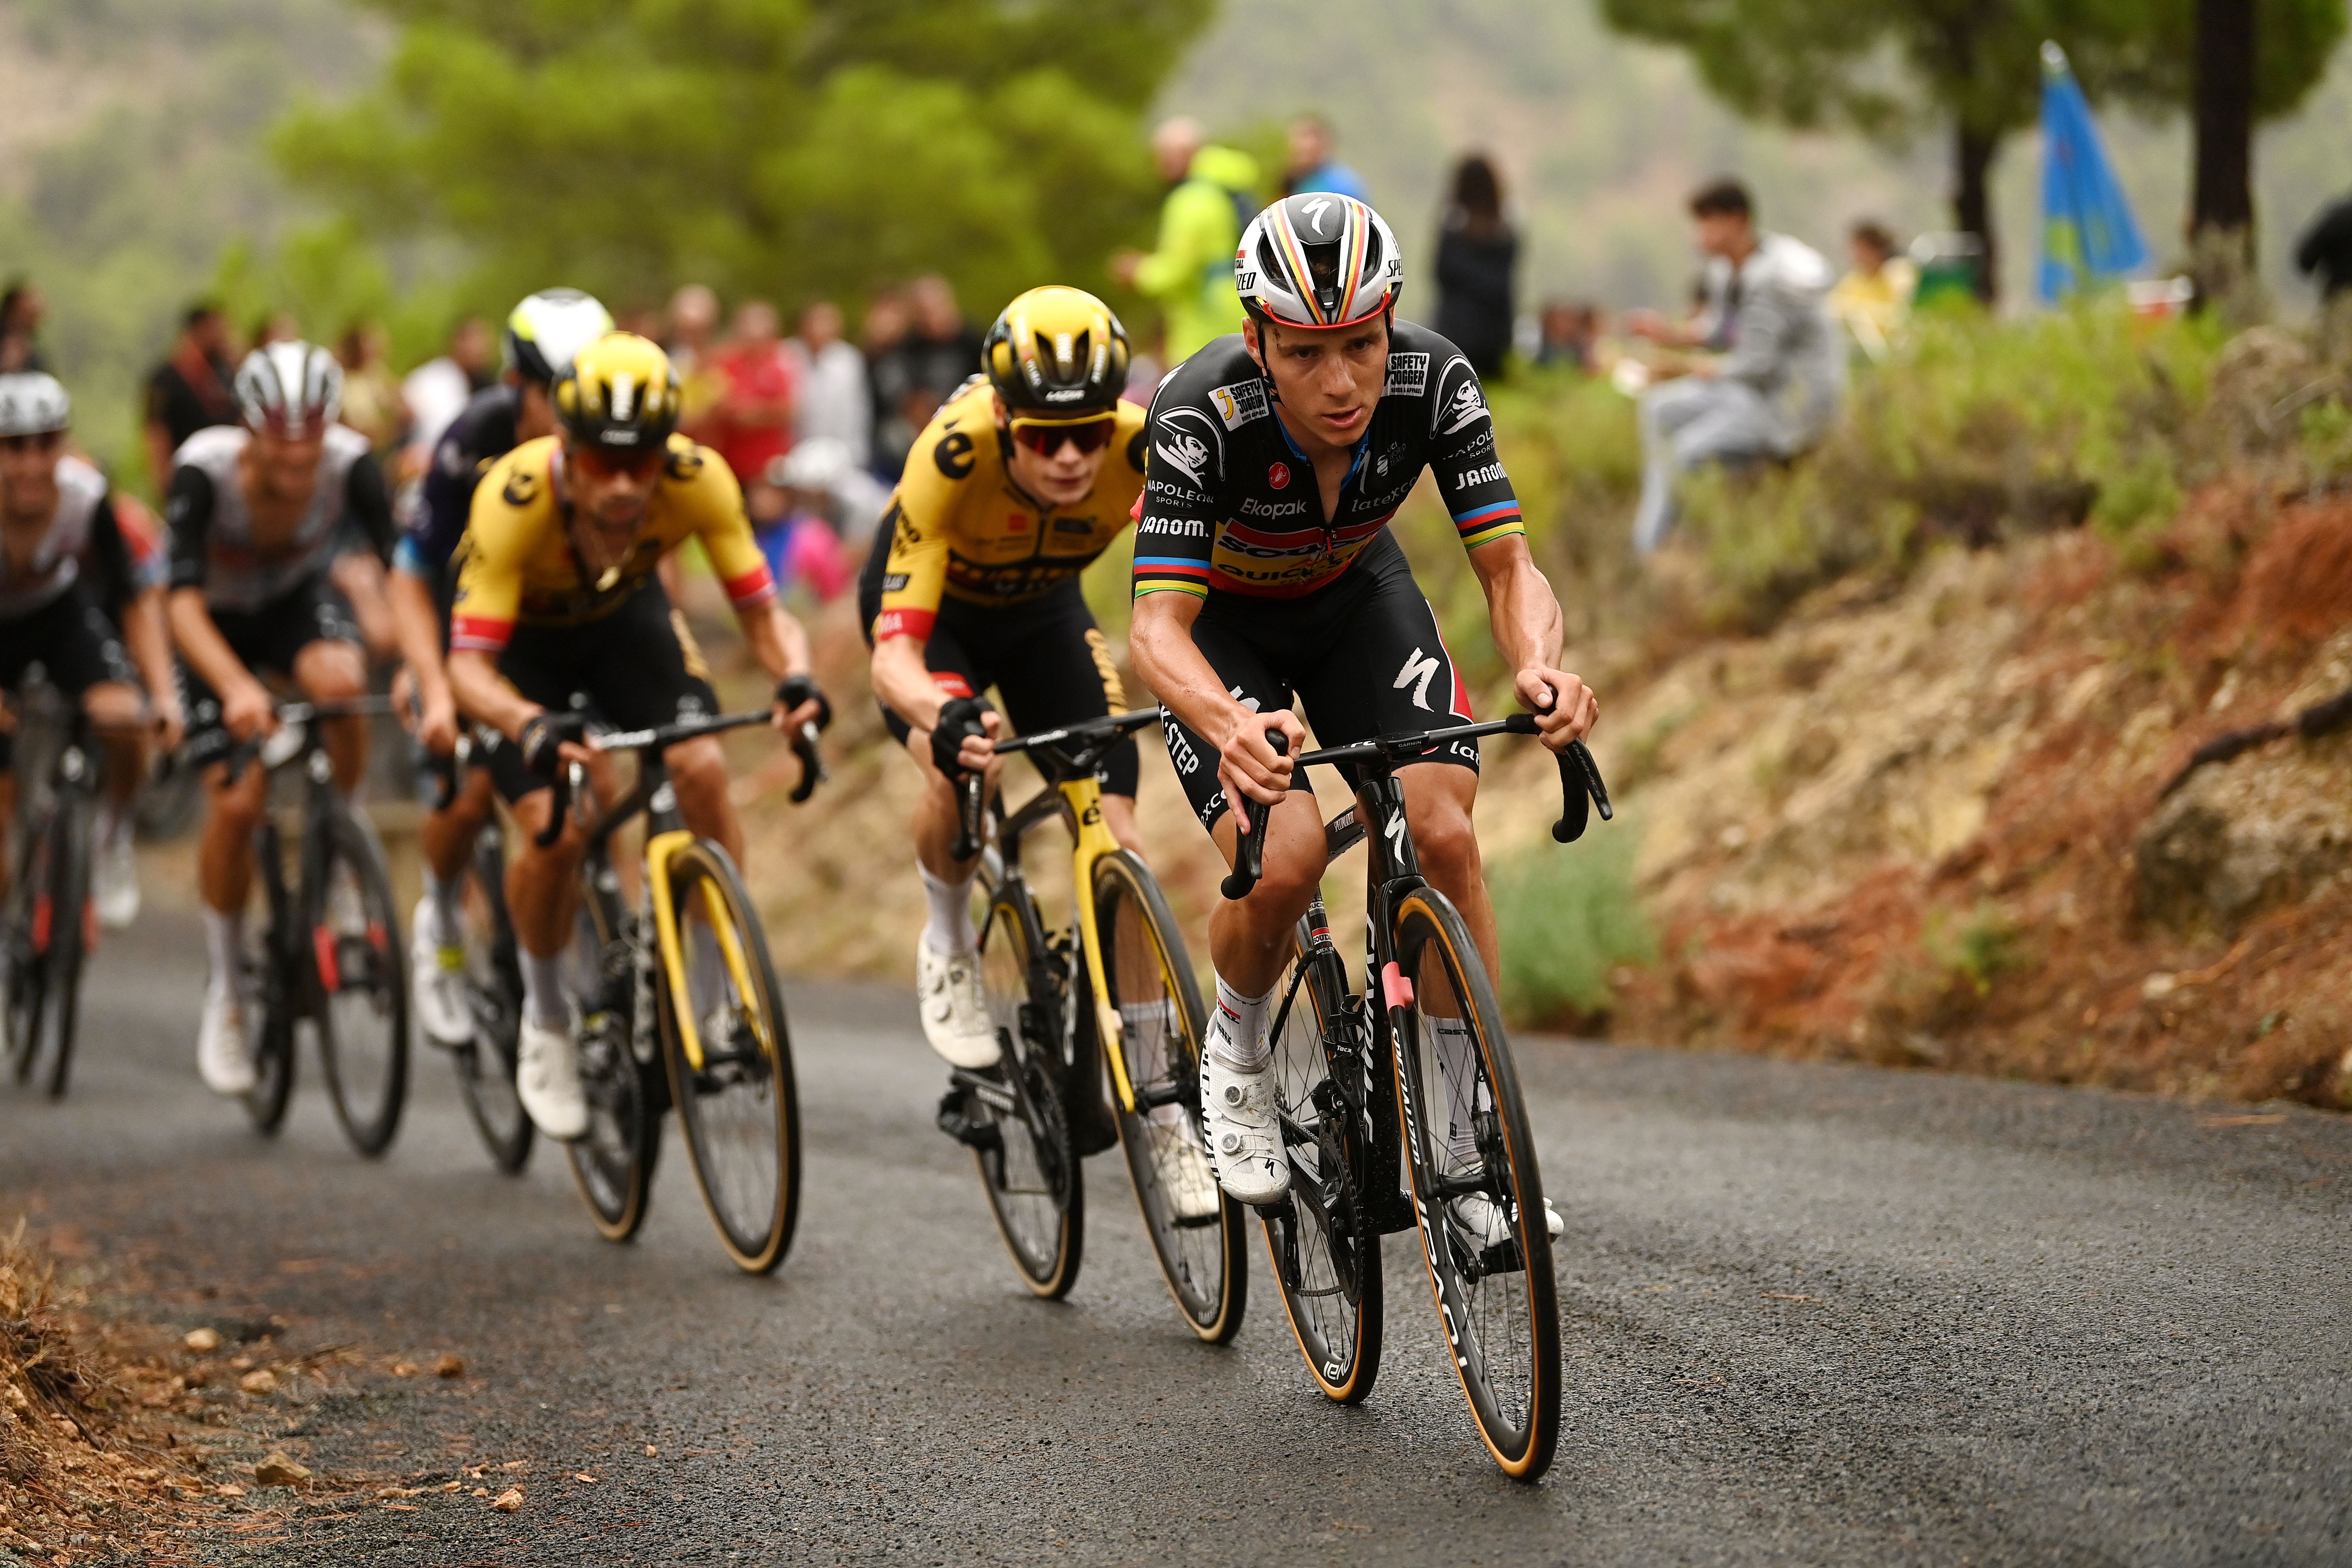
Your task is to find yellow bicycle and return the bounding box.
[942,708,1247,1340]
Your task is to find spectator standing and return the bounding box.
[142,302,239,490]
[1432,153,1519,381]
[783,300,871,470]
[708,299,800,528]
[869,277,985,480]
[335,320,404,457]
[1826,220,1919,363]
[399,316,493,480]
[1624,180,1844,555]
[249,310,301,350]
[0,281,49,374]
[1112,117,1260,365]
[665,283,726,441]
[2296,191,2352,359]
[862,290,915,481]
[1281,114,1368,201]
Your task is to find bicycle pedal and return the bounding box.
[934,1088,1000,1152]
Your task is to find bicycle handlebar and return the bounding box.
[950,771,986,863]
[1220,732,1286,901]
[174,693,401,784]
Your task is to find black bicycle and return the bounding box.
[942,709,1247,1338]
[539,708,822,1274]
[431,728,532,1174]
[195,696,411,1157]
[3,701,131,1099]
[1224,716,1611,1482]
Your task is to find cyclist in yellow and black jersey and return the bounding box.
[445,332,829,1142]
[860,285,1149,1073]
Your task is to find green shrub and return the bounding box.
[1489,820,1656,1027]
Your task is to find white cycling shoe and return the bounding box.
[409,895,474,1049]
[1450,1192,1565,1248]
[93,821,139,930]
[517,1018,589,1141]
[1200,1049,1288,1206]
[1153,1115,1224,1221]
[196,981,256,1097]
[917,939,999,1069]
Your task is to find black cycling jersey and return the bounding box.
[399,383,521,583]
[165,430,394,608]
[1130,321,1523,604]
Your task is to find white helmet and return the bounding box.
[0,372,71,438]
[1236,193,1404,332]
[235,340,343,437]
[503,287,615,386]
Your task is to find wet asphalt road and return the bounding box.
[3,909,2348,1567]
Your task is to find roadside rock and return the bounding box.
[2135,732,2352,932]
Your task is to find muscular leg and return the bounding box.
[504,787,586,964]
[1395,762,1497,985]
[82,681,147,815]
[420,765,497,884]
[1100,793,1143,854]
[293,641,371,795]
[1206,789,1331,997]
[663,735,740,866]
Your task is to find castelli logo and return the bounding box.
[1269,461,1291,489]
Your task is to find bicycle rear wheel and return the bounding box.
[312,810,409,1157]
[564,884,660,1242]
[1093,850,1244,1342]
[1391,887,1560,1482]
[242,823,296,1136]
[659,838,800,1275]
[1263,923,1383,1403]
[453,825,531,1174]
[970,887,1082,1298]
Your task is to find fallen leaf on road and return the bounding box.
[183,1328,222,1353]
[215,1484,245,1497]
[253,1454,310,1487]
[238,1369,278,1396]
[382,1503,419,1512]
[501,1460,528,1471]
[572,1473,597,1484]
[389,1361,418,1377]
[472,1486,490,1497]
[229,1355,253,1371]
[491,1489,523,1513]
[433,1354,466,1379]
[644,1445,658,1457]
[377,1486,423,1499]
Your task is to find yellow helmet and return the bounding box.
[983,286,1130,419]
[553,332,680,453]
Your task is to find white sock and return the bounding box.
[520,950,569,1033]
[918,864,977,958]
[1431,1017,1486,1170]
[424,869,465,948]
[201,908,242,994]
[340,781,368,814]
[1206,976,1274,1072]
[99,802,133,850]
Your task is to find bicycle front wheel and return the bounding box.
[4,798,83,1098]
[1264,925,1382,1403]
[658,838,800,1276]
[1392,887,1560,1482]
[1093,850,1244,1342]
[453,824,531,1174]
[970,887,1083,1298]
[312,811,409,1157]
[242,822,296,1137]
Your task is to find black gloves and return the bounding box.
[931,696,993,779]
[775,674,832,732]
[518,711,583,778]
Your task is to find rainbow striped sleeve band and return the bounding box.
[1132,556,1211,599]
[1453,499,1524,549]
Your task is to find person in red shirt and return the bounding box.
[709,300,798,527]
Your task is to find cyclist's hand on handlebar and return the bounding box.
[772,672,831,737]
[1216,705,1305,806]
[416,686,460,760]
[222,679,277,744]
[928,697,998,779]
[518,710,591,779]
[150,693,186,756]
[1516,666,1600,751]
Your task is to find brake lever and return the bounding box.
[534,759,580,849]
[949,771,985,862]
[1220,732,1288,900]
[789,721,827,805]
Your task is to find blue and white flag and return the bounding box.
[2037,41,2148,302]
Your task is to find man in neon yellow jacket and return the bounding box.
[1115,118,1261,365]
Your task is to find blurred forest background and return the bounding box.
[5,0,2350,479]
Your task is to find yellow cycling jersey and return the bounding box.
[870,378,1148,643]
[449,434,775,653]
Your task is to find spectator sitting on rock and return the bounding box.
[1624,179,1844,556]
[1827,220,1919,363]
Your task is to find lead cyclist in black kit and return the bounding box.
[1128,194,1600,1234]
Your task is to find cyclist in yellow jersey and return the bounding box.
[861,286,1151,1078]
[446,332,830,1141]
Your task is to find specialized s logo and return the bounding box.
[933,430,976,480]
[1301,196,1334,235]
[1394,647,1442,710]
[1439,378,1488,435]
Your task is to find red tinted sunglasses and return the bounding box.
[569,442,665,481]
[1009,416,1118,457]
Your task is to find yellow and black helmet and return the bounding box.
[982,286,1130,418]
[553,332,680,453]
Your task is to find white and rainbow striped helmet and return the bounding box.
[1236,193,1403,332]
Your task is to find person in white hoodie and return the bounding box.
[1625,179,1844,555]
